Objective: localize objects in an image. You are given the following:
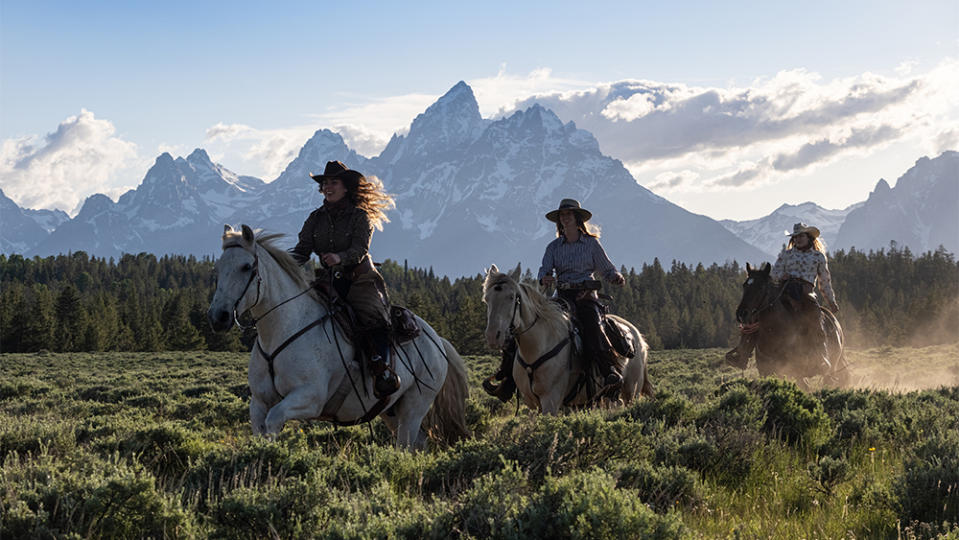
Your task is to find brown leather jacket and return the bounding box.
[290,201,374,276]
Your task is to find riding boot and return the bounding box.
[483,339,517,403]
[725,332,755,369]
[596,348,623,393]
[802,304,831,374]
[369,327,400,399]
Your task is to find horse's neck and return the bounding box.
[251,250,328,346]
[514,292,567,359]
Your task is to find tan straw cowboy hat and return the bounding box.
[786,222,821,239]
[545,198,593,222]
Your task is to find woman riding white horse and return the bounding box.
[290,161,399,398]
[483,264,653,414]
[208,225,469,448]
[483,198,627,402]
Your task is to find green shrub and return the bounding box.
[615,462,702,511]
[895,430,959,528]
[755,378,832,447]
[518,469,685,539]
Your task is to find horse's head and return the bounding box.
[736,262,772,324]
[208,224,259,332]
[482,263,523,348]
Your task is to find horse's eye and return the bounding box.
[241,263,253,272]
[494,285,502,291]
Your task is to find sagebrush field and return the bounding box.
[2,346,958,539]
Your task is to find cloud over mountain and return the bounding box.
[510,60,959,193]
[0,109,141,213]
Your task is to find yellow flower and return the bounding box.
[868,447,875,452]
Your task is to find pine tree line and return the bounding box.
[1,245,956,355]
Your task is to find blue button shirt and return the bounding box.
[537,235,618,284]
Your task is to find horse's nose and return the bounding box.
[208,308,231,332]
[735,309,747,324]
[485,328,502,349]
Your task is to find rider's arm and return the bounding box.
[290,211,320,265]
[537,240,557,282]
[770,250,787,282]
[817,252,838,307]
[337,211,373,267]
[589,237,623,283]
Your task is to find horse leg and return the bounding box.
[391,391,434,450]
[250,395,269,435]
[263,387,324,436]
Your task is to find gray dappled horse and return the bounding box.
[483,264,653,414]
[735,262,850,389]
[207,225,469,449]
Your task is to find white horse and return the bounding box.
[207,225,469,449]
[482,264,654,414]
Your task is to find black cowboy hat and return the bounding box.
[545,198,592,223]
[309,161,364,191]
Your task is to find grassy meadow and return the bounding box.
[2,345,958,539]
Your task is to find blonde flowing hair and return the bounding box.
[350,174,395,231]
[787,233,827,254]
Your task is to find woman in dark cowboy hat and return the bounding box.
[290,160,400,398]
[725,222,839,372]
[483,198,627,401]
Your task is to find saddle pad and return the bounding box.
[390,305,421,343]
[604,317,636,359]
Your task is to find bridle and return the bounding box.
[507,287,540,337]
[222,244,313,331]
[739,275,786,327]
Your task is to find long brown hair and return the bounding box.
[349,175,395,231]
[556,213,601,238]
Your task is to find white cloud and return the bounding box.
[0,109,142,214]
[510,59,959,195]
[204,122,315,181]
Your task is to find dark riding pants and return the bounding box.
[558,289,618,378]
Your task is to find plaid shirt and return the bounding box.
[771,248,837,305]
[537,235,619,284]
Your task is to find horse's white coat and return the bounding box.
[208,225,469,449]
[483,264,653,414]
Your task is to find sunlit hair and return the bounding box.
[787,233,827,254]
[349,174,395,231]
[555,213,601,238]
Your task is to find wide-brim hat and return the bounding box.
[786,222,820,239]
[310,160,364,191]
[545,198,592,223]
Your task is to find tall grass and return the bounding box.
[2,347,957,538]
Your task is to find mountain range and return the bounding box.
[3,82,957,277]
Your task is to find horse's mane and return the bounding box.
[484,271,569,334]
[222,228,314,293]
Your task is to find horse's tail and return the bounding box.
[423,337,471,445]
[636,332,655,399]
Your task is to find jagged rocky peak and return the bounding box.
[870,178,891,198]
[75,193,114,218]
[405,81,485,147]
[186,148,214,165]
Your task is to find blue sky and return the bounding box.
[2,1,957,219]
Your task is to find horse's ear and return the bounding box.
[746,262,753,273]
[223,224,232,235]
[241,224,255,245]
[507,263,521,281]
[761,262,771,273]
[489,263,499,275]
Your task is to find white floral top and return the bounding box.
[770,248,837,305]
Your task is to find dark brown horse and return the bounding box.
[735,262,850,389]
